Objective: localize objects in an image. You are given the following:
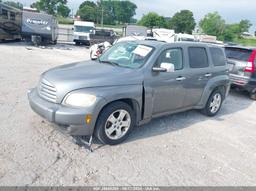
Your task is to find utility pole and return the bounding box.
[101,5,103,28]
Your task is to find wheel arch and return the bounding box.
[96,98,141,127]
[197,76,230,109]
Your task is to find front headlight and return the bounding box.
[63,93,96,107]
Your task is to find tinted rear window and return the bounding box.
[225,47,252,61]
[210,47,226,66]
[188,47,209,68]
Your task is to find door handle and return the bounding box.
[205,73,212,77]
[176,76,186,81]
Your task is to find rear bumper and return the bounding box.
[28,88,100,136]
[230,74,256,93]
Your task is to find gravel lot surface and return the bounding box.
[0,42,256,186]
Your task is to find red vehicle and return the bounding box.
[225,46,256,100]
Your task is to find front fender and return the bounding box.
[83,85,143,128]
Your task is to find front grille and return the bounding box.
[38,78,57,103]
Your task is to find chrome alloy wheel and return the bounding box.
[104,109,131,140]
[209,93,222,114]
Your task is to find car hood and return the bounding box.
[41,60,143,102]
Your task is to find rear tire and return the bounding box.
[202,89,223,117]
[94,101,135,145]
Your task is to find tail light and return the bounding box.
[244,51,256,73]
[244,61,254,73]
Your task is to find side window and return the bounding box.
[210,47,226,66]
[158,48,183,70]
[10,12,15,21]
[2,9,8,19]
[188,47,209,68]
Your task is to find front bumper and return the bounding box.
[28,88,101,136]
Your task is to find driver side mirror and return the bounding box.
[152,63,175,73]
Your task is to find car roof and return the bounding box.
[136,40,222,49]
[225,45,256,51]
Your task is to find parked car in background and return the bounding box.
[225,46,256,100]
[89,29,117,45]
[28,41,230,145]
[73,21,95,45]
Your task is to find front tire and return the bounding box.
[202,89,223,117]
[94,101,135,145]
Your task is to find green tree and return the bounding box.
[31,0,68,16]
[79,0,96,10]
[3,1,23,9]
[113,0,137,24]
[57,4,70,17]
[77,5,97,22]
[77,0,137,25]
[222,24,240,41]
[169,10,196,34]
[138,12,167,28]
[199,12,225,38]
[239,19,252,33]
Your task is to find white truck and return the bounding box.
[73,21,95,45]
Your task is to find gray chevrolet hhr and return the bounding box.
[28,40,230,145]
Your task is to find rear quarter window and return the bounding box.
[210,47,226,66]
[188,47,209,68]
[225,47,252,61]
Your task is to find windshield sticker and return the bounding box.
[133,45,152,57]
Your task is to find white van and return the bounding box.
[73,21,95,45]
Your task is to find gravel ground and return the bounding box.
[0,42,256,186]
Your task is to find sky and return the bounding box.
[18,0,255,33]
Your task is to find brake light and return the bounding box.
[244,61,254,73]
[244,51,256,73]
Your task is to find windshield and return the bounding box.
[99,42,154,69]
[74,25,94,33]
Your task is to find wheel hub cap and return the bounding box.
[105,109,131,140]
[210,93,222,114]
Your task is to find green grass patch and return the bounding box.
[57,16,74,25]
[233,38,256,47]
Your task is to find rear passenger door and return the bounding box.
[183,46,212,107]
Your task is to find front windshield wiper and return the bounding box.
[99,60,120,67]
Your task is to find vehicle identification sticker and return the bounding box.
[133,45,152,57]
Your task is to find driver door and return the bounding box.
[144,47,187,116]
